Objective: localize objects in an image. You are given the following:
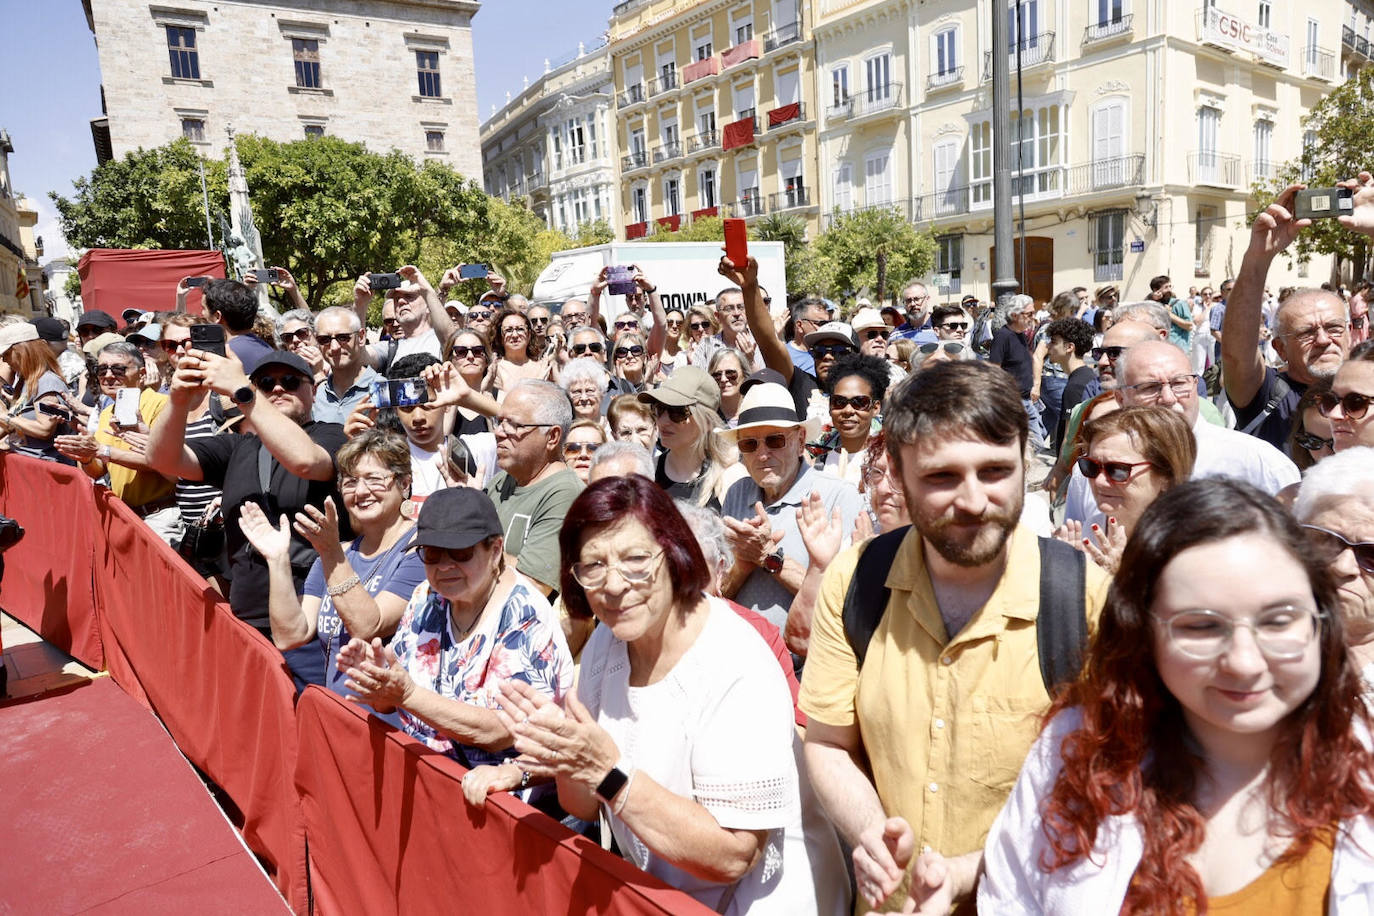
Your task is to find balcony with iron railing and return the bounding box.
[824,198,916,229]
[686,130,719,154]
[1302,46,1336,80]
[1083,14,1133,45]
[766,102,806,130]
[769,188,811,211]
[647,72,678,97]
[726,194,767,218]
[652,141,683,163]
[764,20,802,52]
[911,154,1144,222]
[617,83,646,107]
[1064,154,1145,194]
[1188,151,1244,188]
[1249,159,1277,185]
[927,66,964,92]
[528,169,547,190]
[984,33,1056,79]
[826,83,904,122]
[620,150,650,172]
[1344,24,1372,59]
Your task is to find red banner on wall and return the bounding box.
[721,39,761,68]
[722,117,756,151]
[682,57,719,84]
[768,102,802,128]
[77,248,225,322]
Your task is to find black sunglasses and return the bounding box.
[938,321,970,332]
[861,329,889,342]
[95,363,137,376]
[467,310,494,321]
[1076,456,1154,482]
[711,369,740,383]
[652,403,692,423]
[689,321,711,331]
[449,345,487,360]
[529,316,549,326]
[315,332,356,347]
[1090,345,1127,362]
[737,432,792,454]
[831,394,876,412]
[418,544,479,565]
[284,328,312,344]
[812,344,855,359]
[1303,524,1374,573]
[614,319,640,330]
[919,342,966,356]
[1295,431,1334,452]
[1317,390,1374,420]
[253,373,307,393]
[614,345,645,359]
[571,342,605,356]
[563,441,599,455]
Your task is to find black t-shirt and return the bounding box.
[785,366,821,420]
[1055,365,1097,452]
[187,421,350,630]
[452,409,490,437]
[655,451,719,512]
[988,326,1034,397]
[1230,367,1303,452]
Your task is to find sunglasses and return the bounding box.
[938,321,970,332]
[563,442,599,455]
[919,342,966,356]
[831,394,876,412]
[450,345,487,360]
[381,318,399,329]
[562,312,588,323]
[737,432,792,454]
[315,332,355,347]
[1295,431,1334,452]
[418,544,479,565]
[252,373,307,393]
[1090,345,1127,362]
[812,344,855,359]
[614,319,640,331]
[1076,456,1154,482]
[1302,524,1374,573]
[614,345,645,359]
[1317,390,1374,420]
[666,318,683,326]
[862,329,889,342]
[652,403,692,423]
[690,321,712,331]
[711,369,740,383]
[284,328,312,344]
[467,310,494,321]
[158,339,191,353]
[571,342,605,356]
[529,316,549,326]
[95,364,137,376]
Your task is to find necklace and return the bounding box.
[449,569,504,640]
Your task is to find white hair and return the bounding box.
[676,500,733,591]
[1112,301,1171,334]
[588,440,654,478]
[1294,446,1374,521]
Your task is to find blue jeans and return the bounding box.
[1024,397,1049,451]
[1039,375,1068,448]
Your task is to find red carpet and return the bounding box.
[0,678,287,914]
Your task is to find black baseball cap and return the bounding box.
[30,317,66,342]
[413,487,503,551]
[75,311,117,332]
[739,367,787,395]
[247,350,313,380]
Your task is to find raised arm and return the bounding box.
[718,255,793,382]
[144,357,208,481]
[400,265,458,353]
[635,266,667,359]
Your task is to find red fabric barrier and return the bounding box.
[722,116,756,151]
[0,453,102,668]
[90,489,308,913]
[77,247,225,320]
[768,102,802,128]
[721,39,761,68]
[294,688,711,916]
[682,57,719,83]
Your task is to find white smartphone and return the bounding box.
[114,388,140,428]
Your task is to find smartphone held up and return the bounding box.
[1293,187,1354,220]
[370,377,430,410]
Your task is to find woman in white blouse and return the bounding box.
[492,475,848,915]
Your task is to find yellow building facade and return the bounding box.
[813,0,1344,303]
[608,0,818,239]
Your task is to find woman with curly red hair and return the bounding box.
[980,478,1374,913]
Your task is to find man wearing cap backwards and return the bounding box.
[484,379,583,598]
[718,381,863,668]
[146,346,350,675]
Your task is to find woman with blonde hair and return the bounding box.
[0,324,74,464]
[638,367,739,510]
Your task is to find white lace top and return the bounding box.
[577,595,848,915]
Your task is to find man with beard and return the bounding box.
[1223,184,1350,450]
[798,360,1109,914]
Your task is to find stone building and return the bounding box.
[480,41,620,234]
[82,0,483,180]
[0,132,44,318]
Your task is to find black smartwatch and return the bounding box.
[595,764,631,802]
[762,547,785,575]
[231,385,255,405]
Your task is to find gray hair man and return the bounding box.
[312,306,380,424]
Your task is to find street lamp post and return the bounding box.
[990,0,1020,322]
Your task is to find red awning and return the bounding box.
[76,248,226,321]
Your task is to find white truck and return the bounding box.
[531,241,788,321]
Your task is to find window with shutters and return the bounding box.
[865,54,892,102]
[426,130,445,152]
[293,38,321,89]
[970,122,993,204]
[167,27,201,80]
[665,178,681,216]
[1253,120,1273,180]
[833,163,853,212]
[416,51,441,97]
[1089,210,1126,281]
[567,118,586,165]
[1194,205,1216,276]
[936,235,963,292]
[864,151,893,207]
[831,66,850,107]
[933,139,961,214]
[181,117,206,142]
[699,167,717,208]
[934,28,959,76]
[1091,99,1127,187]
[633,185,649,223]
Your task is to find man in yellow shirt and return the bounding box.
[55,339,179,544]
[799,360,1110,914]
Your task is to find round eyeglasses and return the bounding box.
[571,549,665,589]
[1158,607,1322,661]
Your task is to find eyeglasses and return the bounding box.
[652,403,692,424]
[796,316,824,328]
[158,339,191,353]
[253,374,307,393]
[1090,345,1127,362]
[665,318,683,327]
[419,544,480,565]
[568,387,601,402]
[1124,374,1199,401]
[501,324,528,337]
[1303,524,1374,573]
[1159,607,1322,661]
[737,432,792,454]
[339,472,396,493]
[467,310,494,322]
[831,394,876,412]
[381,318,399,329]
[563,442,599,455]
[614,319,640,331]
[1295,431,1334,452]
[561,312,588,324]
[529,316,550,327]
[614,345,645,359]
[1278,322,1347,345]
[1076,456,1156,483]
[904,296,928,304]
[315,332,356,347]
[449,345,487,360]
[919,342,966,356]
[1317,389,1374,420]
[862,464,893,486]
[571,549,665,589]
[95,363,137,376]
[571,342,604,356]
[861,329,889,342]
[689,321,712,331]
[495,417,558,435]
[938,321,970,332]
[284,328,312,344]
[711,369,740,383]
[718,305,744,315]
[812,344,855,359]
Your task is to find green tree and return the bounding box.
[1253,66,1374,280]
[640,214,734,243]
[813,207,936,301]
[573,219,615,246]
[754,212,810,298]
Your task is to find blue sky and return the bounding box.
[0,0,610,262]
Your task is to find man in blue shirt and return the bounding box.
[312,306,380,424]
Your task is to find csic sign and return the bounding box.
[1200,6,1290,68]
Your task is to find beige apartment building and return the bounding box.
[608,0,817,239]
[814,0,1344,303]
[82,0,482,179]
[480,42,620,234]
[0,132,44,318]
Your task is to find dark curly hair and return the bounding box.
[1043,317,1095,358]
[826,352,890,402]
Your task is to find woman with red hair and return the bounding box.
[980,478,1374,913]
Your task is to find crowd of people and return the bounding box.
[4,174,1374,913]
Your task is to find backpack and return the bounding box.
[841,527,1088,694]
[376,337,400,376]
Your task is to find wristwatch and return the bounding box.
[231,385,255,405]
[595,762,631,802]
[762,547,785,575]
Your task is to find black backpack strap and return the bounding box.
[376,337,399,375]
[1238,372,1292,437]
[841,526,910,667]
[1036,536,1089,694]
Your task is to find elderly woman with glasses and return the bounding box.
[238,429,426,697]
[980,479,1374,913]
[489,476,849,914]
[334,485,573,783]
[558,357,611,428]
[562,419,607,484]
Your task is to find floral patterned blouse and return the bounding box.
[388,576,574,768]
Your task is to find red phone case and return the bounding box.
[724,218,748,266]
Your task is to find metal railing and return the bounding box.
[1188,151,1243,187]
[826,83,903,121]
[1083,14,1133,44]
[824,198,916,229]
[1064,154,1145,193]
[687,130,719,153]
[764,21,802,52]
[1302,46,1336,79]
[617,84,645,107]
[769,188,811,211]
[648,72,678,97]
[1249,159,1277,184]
[767,102,805,129]
[652,141,683,163]
[620,151,649,171]
[726,195,767,218]
[528,170,547,190]
[927,67,964,91]
[1344,25,1372,59]
[983,32,1056,79]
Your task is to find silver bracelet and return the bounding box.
[326,574,361,597]
[612,769,636,816]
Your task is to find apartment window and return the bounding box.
[699,168,717,208]
[1258,1,1271,28]
[663,121,679,149]
[665,178,681,216]
[292,38,321,89]
[416,51,442,98]
[783,167,805,207]
[1097,0,1124,25]
[1301,129,1318,181]
[734,84,756,120]
[833,162,853,212]
[696,38,714,60]
[738,167,761,214]
[303,124,325,138]
[1008,105,1064,195]
[1008,0,1040,43]
[573,189,591,225]
[660,61,677,88]
[552,129,562,170]
[970,121,993,204]
[181,117,206,142]
[567,118,586,164]
[426,130,445,152]
[633,186,649,223]
[1195,205,1217,275]
[1197,105,1221,181]
[587,114,598,158]
[934,29,958,75]
[1307,18,1320,69]
[1253,120,1273,179]
[1090,210,1126,281]
[831,66,850,107]
[864,151,893,207]
[935,235,963,292]
[933,140,960,213]
[865,54,892,101]
[631,128,647,164]
[167,26,200,80]
[735,19,754,44]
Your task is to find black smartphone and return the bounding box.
[185,276,210,288]
[459,263,490,280]
[252,268,280,284]
[37,402,73,423]
[370,272,404,291]
[189,323,227,358]
[1293,187,1354,220]
[370,378,430,410]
